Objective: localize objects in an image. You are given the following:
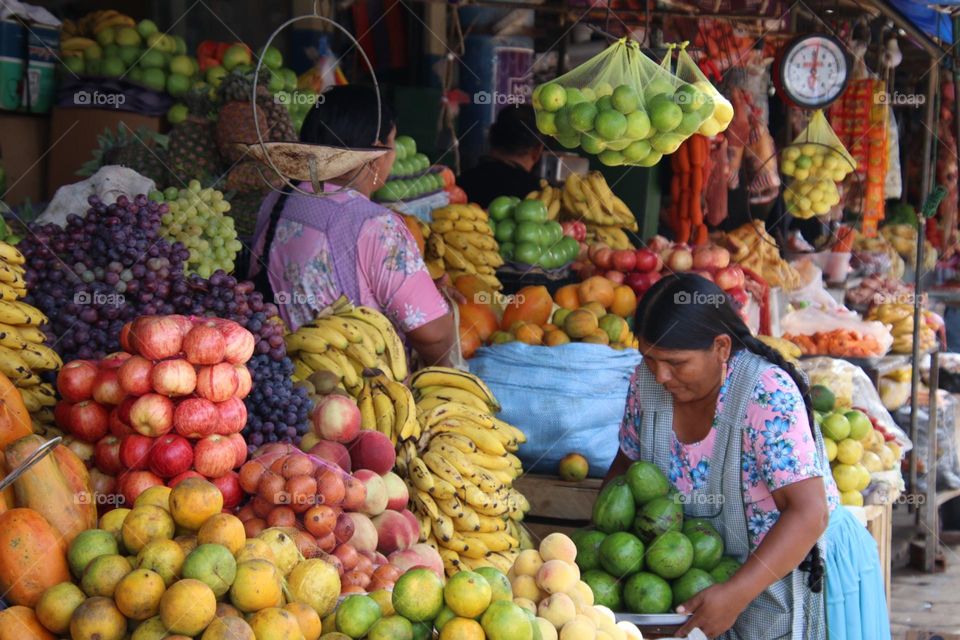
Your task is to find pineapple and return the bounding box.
[80,126,170,185]
[168,120,220,185]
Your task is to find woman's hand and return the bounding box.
[676,582,749,638]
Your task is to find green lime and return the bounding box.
[570,102,598,132]
[611,84,641,114]
[337,595,382,638]
[538,83,567,112]
[645,532,694,580]
[623,572,673,614]
[595,110,628,141]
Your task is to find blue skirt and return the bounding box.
[825,505,890,640]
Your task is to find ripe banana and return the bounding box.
[0,345,38,386]
[410,367,499,410]
[357,381,377,431]
[371,383,395,441]
[0,322,27,349]
[19,343,62,371]
[0,300,44,325]
[14,325,47,344]
[377,376,419,441]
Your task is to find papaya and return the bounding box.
[5,435,97,545]
[592,476,636,533]
[0,453,15,515]
[0,372,32,450]
[0,509,70,606]
[0,605,55,640]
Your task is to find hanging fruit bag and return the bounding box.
[673,42,735,136]
[780,110,856,220]
[533,39,712,167]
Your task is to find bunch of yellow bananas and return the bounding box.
[866,303,937,354]
[426,205,502,291]
[285,296,407,397]
[524,179,562,221]
[355,368,419,444]
[396,366,532,576]
[758,335,802,364]
[62,10,135,40]
[0,242,60,427]
[561,172,637,229]
[586,224,633,250]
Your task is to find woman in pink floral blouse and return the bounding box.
[249,86,457,365]
[606,273,888,640]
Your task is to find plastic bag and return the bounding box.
[532,39,712,167]
[798,356,911,452]
[784,259,842,311]
[780,110,857,220]
[467,342,641,477]
[893,393,957,491]
[674,43,733,136]
[781,307,893,357]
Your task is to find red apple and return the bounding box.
[634,248,660,272]
[109,406,134,438]
[218,321,256,365]
[692,244,731,271]
[727,286,749,308]
[168,470,205,488]
[715,265,745,291]
[196,363,239,403]
[226,433,248,468]
[183,322,226,365]
[604,270,626,285]
[94,435,124,475]
[666,246,693,272]
[117,355,153,396]
[193,435,235,478]
[169,315,195,337]
[611,249,637,272]
[211,471,243,508]
[54,400,73,430]
[88,468,116,506]
[577,241,589,260]
[234,365,252,399]
[128,316,184,360]
[129,393,174,437]
[561,221,587,242]
[117,469,163,506]
[57,360,98,402]
[173,397,220,439]
[120,433,155,470]
[100,352,131,368]
[151,358,197,397]
[588,242,610,262]
[69,400,110,442]
[92,369,125,406]
[116,396,136,424]
[312,395,361,443]
[647,235,671,253]
[593,247,614,270]
[215,397,247,435]
[149,434,194,479]
[625,271,662,296]
[119,323,133,353]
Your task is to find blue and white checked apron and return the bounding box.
[633,351,827,639]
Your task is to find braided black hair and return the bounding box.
[635,273,824,591]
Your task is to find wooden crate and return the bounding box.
[514,474,602,543]
[864,504,892,613]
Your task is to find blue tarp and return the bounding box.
[888,0,953,44]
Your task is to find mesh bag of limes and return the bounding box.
[532,39,727,167]
[781,110,857,219]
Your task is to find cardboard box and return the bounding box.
[45,106,161,198]
[0,18,59,113]
[0,112,47,205]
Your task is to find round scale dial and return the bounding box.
[779,34,849,108]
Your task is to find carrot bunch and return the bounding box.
[669,134,709,245]
[783,330,884,357]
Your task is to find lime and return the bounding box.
[594,81,614,97]
[647,94,683,132]
[623,571,672,614]
[604,138,631,151]
[539,84,567,112]
[634,150,662,167]
[570,102,598,132]
[709,556,741,583]
[674,111,704,136]
[495,219,516,243]
[625,110,652,140]
[393,568,444,622]
[671,568,715,607]
[336,595,382,638]
[649,132,685,155]
[822,413,851,441]
[624,140,652,163]
[836,439,864,465]
[532,84,543,109]
[444,570,492,618]
[599,531,645,577]
[480,600,533,640]
[845,410,872,441]
[514,199,548,223]
[596,95,613,112]
[643,78,675,103]
[556,133,581,149]
[825,439,838,461]
[611,84,641,114]
[368,615,414,640]
[101,57,125,77]
[535,111,557,136]
[574,530,607,571]
[489,195,515,221]
[474,567,513,602]
[554,107,574,136]
[598,150,624,166]
[581,569,623,610]
[673,84,705,113]
[645,532,693,580]
[580,131,607,155]
[565,87,587,106]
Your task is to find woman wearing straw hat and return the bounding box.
[249,85,458,366]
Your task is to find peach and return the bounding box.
[513,597,537,614]
[307,441,351,472]
[399,509,419,537]
[539,533,578,564]
[514,549,545,577]
[567,581,595,609]
[382,472,410,511]
[347,430,396,475]
[371,509,419,555]
[311,395,360,443]
[537,617,560,640]
[387,543,444,580]
[352,469,388,516]
[560,616,596,640]
[345,513,378,554]
[512,574,545,603]
[536,560,579,595]
[539,592,577,629]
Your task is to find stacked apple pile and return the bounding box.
[55,315,256,509]
[573,237,748,301]
[235,391,430,595]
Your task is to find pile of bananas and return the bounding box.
[758,335,802,364]
[425,204,502,291]
[285,296,407,396]
[523,179,561,221]
[0,242,60,427]
[722,221,803,290]
[61,10,136,53]
[880,224,938,272]
[866,303,937,354]
[356,368,420,444]
[396,367,532,576]
[560,172,637,250]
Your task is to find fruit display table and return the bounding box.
[513,474,601,542]
[863,504,893,613]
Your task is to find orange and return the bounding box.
[454,275,495,306]
[284,602,322,640]
[610,285,638,318]
[168,478,223,530]
[444,571,492,618]
[458,302,498,342]
[35,582,85,634]
[554,284,581,310]
[122,506,176,553]
[578,276,615,309]
[515,323,545,345]
[544,330,571,347]
[440,617,486,640]
[160,579,217,635]
[198,513,246,556]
